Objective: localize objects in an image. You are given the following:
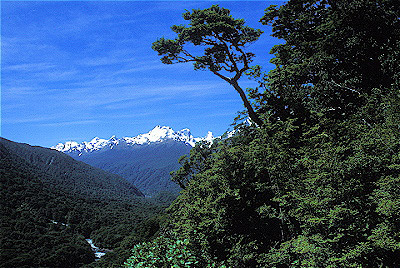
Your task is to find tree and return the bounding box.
[260,0,400,122]
[127,1,400,267]
[123,237,221,268]
[152,5,264,126]
[256,1,400,266]
[170,140,216,189]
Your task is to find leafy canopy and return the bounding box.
[152,5,264,126]
[259,0,400,122]
[127,1,400,267]
[152,5,261,77]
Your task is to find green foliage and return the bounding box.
[0,137,144,201]
[0,139,165,268]
[152,5,264,126]
[167,125,292,267]
[0,163,94,267]
[124,237,221,268]
[170,140,217,189]
[152,5,261,72]
[132,1,400,267]
[255,1,400,264]
[83,215,168,268]
[260,0,400,122]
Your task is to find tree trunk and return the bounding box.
[231,81,263,127]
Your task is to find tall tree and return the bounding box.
[260,0,400,122]
[152,5,264,126]
[126,2,400,267]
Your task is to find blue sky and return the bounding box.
[2,1,282,147]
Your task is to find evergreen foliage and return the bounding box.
[152,5,264,126]
[0,138,164,267]
[0,137,144,200]
[124,237,202,268]
[74,140,191,196]
[260,0,399,123]
[127,1,400,267]
[82,215,168,268]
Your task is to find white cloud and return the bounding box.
[111,62,167,75]
[3,62,56,71]
[2,114,66,124]
[42,70,79,80]
[79,56,135,67]
[37,120,99,127]
[3,86,38,96]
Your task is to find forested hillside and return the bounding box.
[125,1,400,267]
[54,126,210,196]
[75,140,191,196]
[0,138,165,267]
[0,137,144,199]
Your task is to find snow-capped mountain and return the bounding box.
[52,126,214,156]
[51,126,215,196]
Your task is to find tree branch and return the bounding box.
[210,69,231,83]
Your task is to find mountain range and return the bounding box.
[52,126,214,196]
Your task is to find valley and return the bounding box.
[0,136,173,267]
[2,1,399,267]
[53,126,214,196]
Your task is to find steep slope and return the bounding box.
[0,137,144,200]
[53,126,214,196]
[0,138,163,267]
[0,141,95,267]
[79,140,191,196]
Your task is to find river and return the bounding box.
[85,239,108,259]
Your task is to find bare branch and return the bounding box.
[210,69,231,83]
[214,35,241,76]
[233,45,250,80]
[328,80,361,95]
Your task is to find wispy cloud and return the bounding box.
[42,70,79,81]
[111,62,168,75]
[37,120,99,127]
[96,112,160,120]
[2,1,273,147]
[3,62,56,71]
[3,86,39,96]
[1,36,67,63]
[79,56,135,67]
[2,114,67,124]
[172,97,241,108]
[54,81,229,111]
[77,48,138,67]
[101,97,172,110]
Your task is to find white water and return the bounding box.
[86,239,106,259]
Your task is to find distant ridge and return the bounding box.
[0,137,144,200]
[52,125,214,156]
[52,126,215,196]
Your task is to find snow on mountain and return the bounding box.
[52,126,214,156]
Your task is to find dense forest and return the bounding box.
[73,139,192,196]
[2,0,399,267]
[0,137,144,200]
[125,0,400,267]
[0,138,169,267]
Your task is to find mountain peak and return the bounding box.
[52,126,214,155]
[109,135,118,141]
[146,125,175,142]
[205,131,214,141]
